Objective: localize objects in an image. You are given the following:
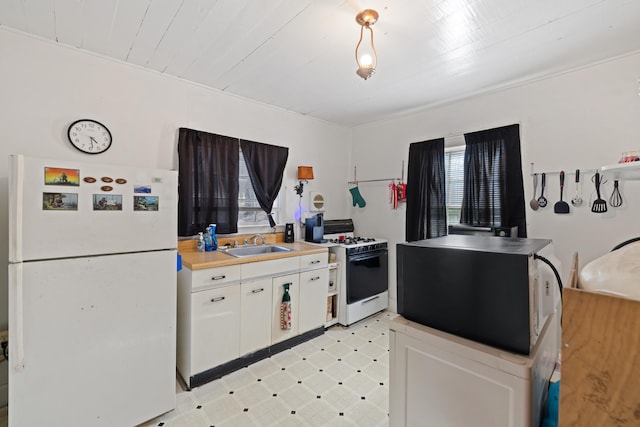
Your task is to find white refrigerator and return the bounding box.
[8,154,178,426]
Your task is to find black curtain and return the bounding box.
[177,128,239,235]
[406,138,446,242]
[240,139,289,228]
[461,124,527,237]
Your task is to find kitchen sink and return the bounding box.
[221,244,293,258]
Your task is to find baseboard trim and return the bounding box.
[189,327,324,389]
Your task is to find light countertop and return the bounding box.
[179,238,327,270]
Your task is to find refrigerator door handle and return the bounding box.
[11,263,25,370]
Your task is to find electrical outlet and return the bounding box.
[0,330,8,345]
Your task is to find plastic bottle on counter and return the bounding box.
[197,232,205,252]
[208,224,218,250]
[203,228,214,251]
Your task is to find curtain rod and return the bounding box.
[441,122,522,140]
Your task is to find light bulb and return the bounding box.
[359,53,373,67]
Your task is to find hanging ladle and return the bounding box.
[571,169,583,207]
[537,173,548,208]
[530,173,539,210]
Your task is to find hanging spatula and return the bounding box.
[591,172,608,213]
[554,171,570,214]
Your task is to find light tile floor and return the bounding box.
[141,311,395,427]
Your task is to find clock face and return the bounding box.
[67,119,112,154]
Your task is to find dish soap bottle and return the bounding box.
[208,224,218,250]
[203,228,214,251]
[197,232,205,252]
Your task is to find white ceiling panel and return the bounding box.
[124,0,183,66]
[1,0,639,126]
[0,0,28,33]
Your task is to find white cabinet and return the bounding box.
[389,314,558,427]
[189,264,241,291]
[299,267,330,334]
[177,250,329,387]
[190,284,240,375]
[271,273,300,344]
[299,253,328,270]
[240,278,272,355]
[241,257,299,280]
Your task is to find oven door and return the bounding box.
[346,249,388,304]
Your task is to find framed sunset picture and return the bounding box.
[44,167,80,186]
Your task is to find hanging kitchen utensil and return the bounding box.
[591,172,608,213]
[529,173,539,211]
[610,180,623,207]
[537,173,548,207]
[280,283,292,330]
[389,181,398,210]
[554,171,570,214]
[571,169,583,207]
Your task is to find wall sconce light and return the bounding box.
[295,166,314,197]
[355,9,379,80]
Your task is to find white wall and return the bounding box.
[350,52,640,312]
[0,28,351,407]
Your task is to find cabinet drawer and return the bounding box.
[300,253,328,270]
[241,257,299,280]
[191,265,241,291]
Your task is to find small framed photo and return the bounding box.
[43,193,78,210]
[93,194,122,211]
[44,167,80,186]
[134,196,159,211]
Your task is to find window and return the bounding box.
[444,145,465,226]
[238,148,280,227]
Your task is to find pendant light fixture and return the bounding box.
[355,9,379,80]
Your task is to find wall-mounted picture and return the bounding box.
[44,167,80,186]
[134,196,159,211]
[134,185,152,194]
[43,192,78,210]
[93,194,122,211]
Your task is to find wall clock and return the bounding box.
[67,119,112,154]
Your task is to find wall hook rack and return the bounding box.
[348,161,404,184]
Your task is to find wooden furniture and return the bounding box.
[560,288,640,426]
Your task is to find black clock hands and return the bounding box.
[89,136,98,149]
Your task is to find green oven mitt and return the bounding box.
[349,186,366,208]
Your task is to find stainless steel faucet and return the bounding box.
[251,234,266,245]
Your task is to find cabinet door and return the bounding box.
[191,284,240,375]
[240,278,273,355]
[271,273,300,344]
[299,267,330,333]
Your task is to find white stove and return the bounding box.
[320,220,389,326]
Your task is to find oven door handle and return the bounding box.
[347,250,387,263]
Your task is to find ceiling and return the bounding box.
[2,0,640,127]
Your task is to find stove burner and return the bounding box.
[327,236,376,245]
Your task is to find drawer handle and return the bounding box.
[211,275,226,281]
[310,276,321,281]
[251,288,265,294]
[310,260,320,264]
[210,296,225,303]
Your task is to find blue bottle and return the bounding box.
[208,224,218,250]
[203,229,214,251]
